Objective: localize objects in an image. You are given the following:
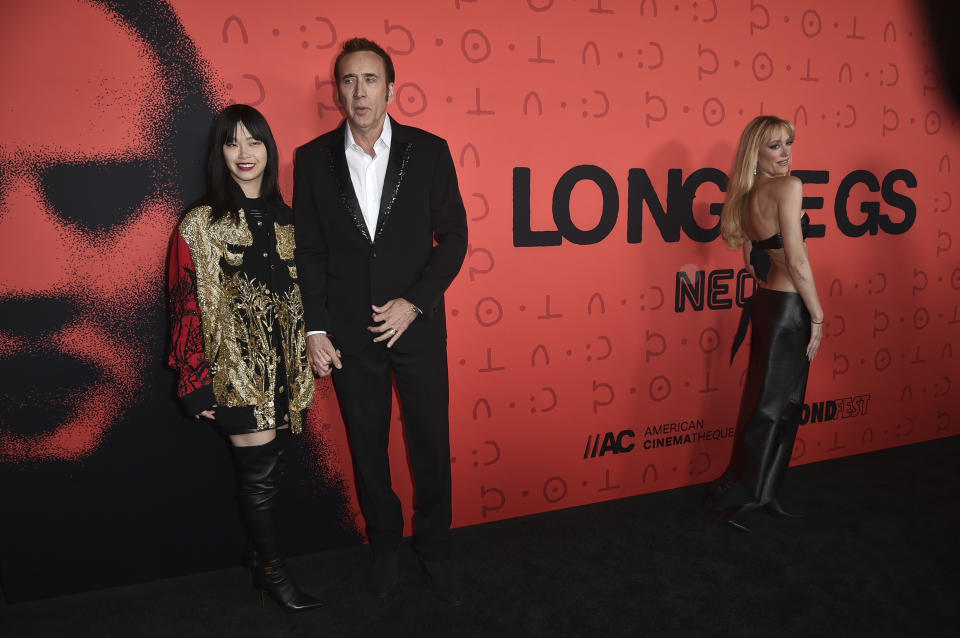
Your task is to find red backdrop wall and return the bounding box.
[184,0,957,529]
[1,0,957,598]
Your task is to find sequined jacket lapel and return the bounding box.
[325,123,414,245]
[326,128,370,244]
[374,136,413,242]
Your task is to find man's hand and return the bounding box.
[369,298,419,348]
[307,333,342,377]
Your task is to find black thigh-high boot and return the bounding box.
[232,437,323,613]
[241,428,291,578]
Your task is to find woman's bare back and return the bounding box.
[744,177,807,293]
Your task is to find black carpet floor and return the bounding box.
[3,436,958,638]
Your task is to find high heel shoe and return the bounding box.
[717,509,751,533]
[253,558,324,613]
[764,499,803,519]
[716,502,759,533]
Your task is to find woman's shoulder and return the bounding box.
[764,175,803,199]
[180,204,213,229]
[754,176,802,211]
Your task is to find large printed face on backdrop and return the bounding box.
[0,0,188,461]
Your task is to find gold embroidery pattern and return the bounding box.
[274,223,296,260]
[274,222,299,280]
[179,207,314,432]
[275,286,312,433]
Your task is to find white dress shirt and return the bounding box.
[345,114,392,240]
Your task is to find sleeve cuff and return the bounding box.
[181,384,216,417]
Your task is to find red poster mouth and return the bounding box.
[0,318,141,461]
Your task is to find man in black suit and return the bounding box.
[293,37,468,606]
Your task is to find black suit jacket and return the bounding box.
[293,118,468,355]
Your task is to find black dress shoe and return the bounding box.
[764,499,803,519]
[420,559,464,606]
[372,549,399,599]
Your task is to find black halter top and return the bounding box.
[733,213,811,361]
[750,212,810,282]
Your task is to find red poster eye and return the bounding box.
[42,160,157,232]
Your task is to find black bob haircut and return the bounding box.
[203,104,283,225]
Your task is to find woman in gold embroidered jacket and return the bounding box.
[168,104,320,613]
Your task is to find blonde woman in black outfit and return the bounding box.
[706,115,824,533]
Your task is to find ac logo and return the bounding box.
[583,429,636,458]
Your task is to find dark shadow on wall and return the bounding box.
[0,0,358,603]
[921,0,960,113]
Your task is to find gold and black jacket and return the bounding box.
[168,196,314,433]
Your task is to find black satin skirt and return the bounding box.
[707,288,811,511]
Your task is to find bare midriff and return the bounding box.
[752,243,806,293]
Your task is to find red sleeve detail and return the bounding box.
[168,232,212,398]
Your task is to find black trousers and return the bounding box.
[709,288,811,511]
[332,338,452,560]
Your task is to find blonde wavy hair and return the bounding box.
[719,115,796,248]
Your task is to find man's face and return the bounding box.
[337,50,395,137]
[0,0,175,461]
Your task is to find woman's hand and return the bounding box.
[807,322,823,361]
[197,408,216,420]
[307,333,341,377]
